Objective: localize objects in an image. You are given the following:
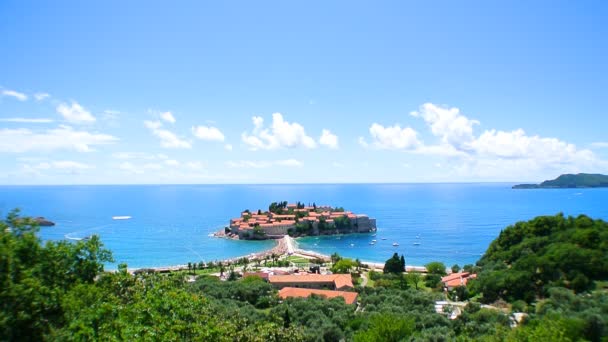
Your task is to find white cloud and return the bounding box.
[144,120,191,149]
[366,123,420,149]
[143,163,163,170]
[362,102,607,179]
[241,113,317,150]
[411,103,478,150]
[226,159,304,168]
[112,152,169,160]
[144,120,162,130]
[470,128,595,164]
[22,160,94,176]
[192,125,225,142]
[34,93,50,101]
[186,161,205,170]
[26,160,93,170]
[319,129,339,149]
[2,89,27,101]
[358,137,369,148]
[118,162,144,174]
[160,111,176,124]
[57,102,96,124]
[224,144,233,151]
[0,118,54,123]
[252,116,264,132]
[591,142,608,149]
[0,126,118,153]
[165,159,180,166]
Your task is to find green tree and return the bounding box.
[331,258,357,274]
[425,261,447,276]
[406,271,423,290]
[330,252,342,263]
[0,210,113,340]
[383,253,404,274]
[354,313,414,342]
[452,264,461,273]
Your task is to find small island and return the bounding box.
[35,217,55,226]
[513,173,608,189]
[226,201,376,240]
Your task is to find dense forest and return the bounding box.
[1,210,607,341]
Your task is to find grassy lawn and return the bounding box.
[364,272,375,287]
[285,255,310,264]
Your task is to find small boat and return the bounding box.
[112,216,132,220]
[371,239,377,243]
[413,242,420,246]
[369,242,376,245]
[372,234,376,237]
[416,235,420,239]
[392,242,399,246]
[381,238,387,240]
[350,243,355,247]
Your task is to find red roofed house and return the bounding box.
[269,274,354,291]
[278,287,358,304]
[441,272,477,290]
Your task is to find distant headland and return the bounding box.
[223,201,376,240]
[513,173,608,189]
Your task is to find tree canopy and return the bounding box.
[471,213,608,303]
[383,253,405,274]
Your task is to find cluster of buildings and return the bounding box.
[244,271,358,305]
[229,203,376,239]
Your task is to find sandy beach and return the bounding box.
[129,235,427,273]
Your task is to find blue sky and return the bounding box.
[1,0,607,184]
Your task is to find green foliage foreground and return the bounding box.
[1,210,608,341]
[471,213,608,303]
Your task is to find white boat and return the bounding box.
[350,243,355,247]
[369,242,376,245]
[392,242,399,246]
[413,242,420,246]
[112,216,132,220]
[371,239,377,243]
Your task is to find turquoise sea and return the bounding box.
[1,183,607,269]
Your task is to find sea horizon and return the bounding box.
[2,183,607,270]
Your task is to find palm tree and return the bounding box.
[271,253,278,266]
[187,262,192,274]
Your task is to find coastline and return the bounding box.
[126,235,427,273]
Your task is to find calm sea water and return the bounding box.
[1,184,607,269]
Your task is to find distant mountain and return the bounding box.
[513,173,608,189]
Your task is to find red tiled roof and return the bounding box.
[278,287,358,304]
[441,272,470,282]
[269,274,354,289]
[441,272,476,287]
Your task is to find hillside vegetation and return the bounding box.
[2,210,608,341]
[513,173,608,188]
[472,213,608,303]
